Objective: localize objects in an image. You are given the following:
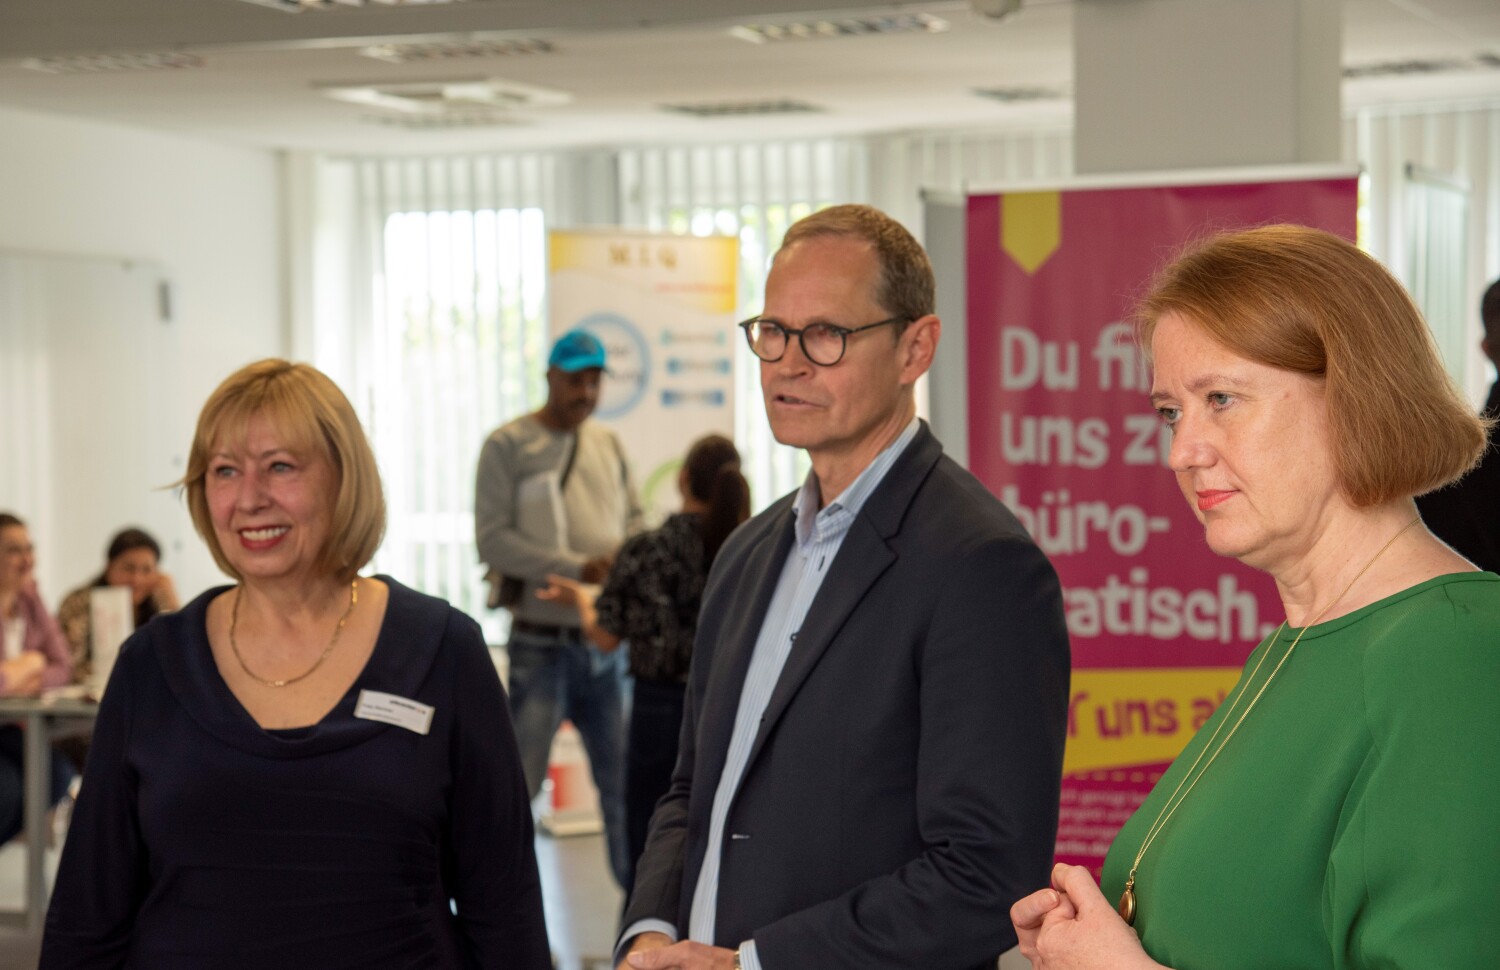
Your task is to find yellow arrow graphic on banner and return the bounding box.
[1001,191,1062,274]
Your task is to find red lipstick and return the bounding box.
[1196,490,1234,512]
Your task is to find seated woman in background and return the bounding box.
[1011,225,1500,969]
[57,526,180,684]
[0,513,76,840]
[55,527,180,771]
[41,359,549,969]
[539,433,749,891]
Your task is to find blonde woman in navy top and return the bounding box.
[42,360,549,969]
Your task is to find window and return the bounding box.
[374,207,548,633]
[342,156,560,641]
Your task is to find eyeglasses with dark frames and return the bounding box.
[738,315,908,366]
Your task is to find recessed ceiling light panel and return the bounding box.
[237,0,475,12]
[360,39,553,63]
[730,13,948,44]
[1342,58,1463,79]
[23,52,206,74]
[972,85,1064,103]
[321,77,571,115]
[362,110,522,129]
[660,99,822,118]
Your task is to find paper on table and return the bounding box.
[88,585,133,695]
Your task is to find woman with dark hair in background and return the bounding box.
[0,512,75,841]
[55,527,181,772]
[57,526,180,684]
[541,433,750,890]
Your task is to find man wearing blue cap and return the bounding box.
[476,327,643,889]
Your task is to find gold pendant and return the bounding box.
[1117,884,1137,926]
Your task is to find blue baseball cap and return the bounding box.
[548,329,607,372]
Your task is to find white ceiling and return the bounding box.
[0,0,1496,156]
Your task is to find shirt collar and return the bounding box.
[792,415,922,546]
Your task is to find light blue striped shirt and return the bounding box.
[621,416,920,970]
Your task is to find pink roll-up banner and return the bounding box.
[965,172,1358,875]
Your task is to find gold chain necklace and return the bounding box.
[1116,516,1420,926]
[228,579,359,689]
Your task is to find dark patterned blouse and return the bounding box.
[594,512,706,685]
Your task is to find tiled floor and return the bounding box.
[535,831,624,970]
[0,840,52,968]
[0,830,623,970]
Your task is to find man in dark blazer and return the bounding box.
[617,204,1070,970]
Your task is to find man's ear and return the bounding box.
[899,314,941,384]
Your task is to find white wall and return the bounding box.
[0,104,284,608]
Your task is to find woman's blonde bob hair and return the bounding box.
[182,359,385,583]
[1137,224,1486,508]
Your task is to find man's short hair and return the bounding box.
[777,204,934,334]
[1136,224,1485,507]
[182,359,386,584]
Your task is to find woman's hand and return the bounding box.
[151,572,180,613]
[1012,879,1076,960]
[581,555,614,584]
[536,574,590,611]
[0,651,47,697]
[536,574,621,653]
[1011,864,1161,970]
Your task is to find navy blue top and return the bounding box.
[41,577,550,970]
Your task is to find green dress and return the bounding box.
[1101,572,1500,969]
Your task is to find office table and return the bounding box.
[0,695,98,932]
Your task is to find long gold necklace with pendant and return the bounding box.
[229,578,359,688]
[1116,516,1420,926]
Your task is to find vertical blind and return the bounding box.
[342,154,561,640]
[865,126,1077,229]
[1348,103,1500,402]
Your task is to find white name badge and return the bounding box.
[354,690,435,735]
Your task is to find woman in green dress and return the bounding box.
[1012,225,1500,970]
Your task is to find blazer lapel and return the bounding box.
[743,425,945,773]
[744,517,894,770]
[696,503,797,793]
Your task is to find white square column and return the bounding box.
[1073,0,1341,174]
